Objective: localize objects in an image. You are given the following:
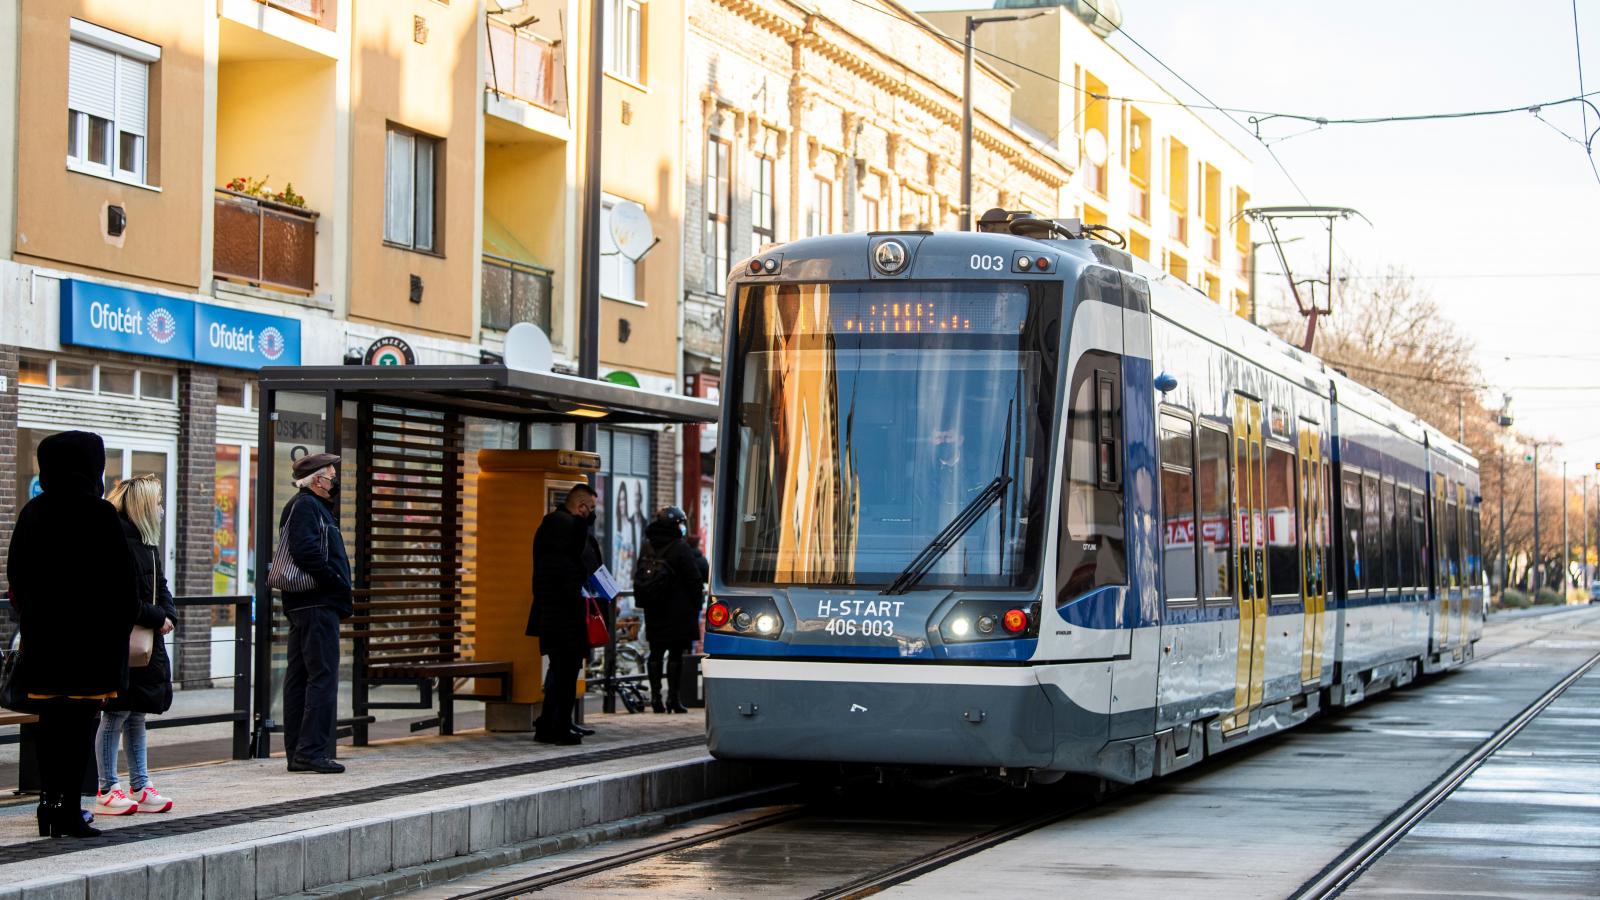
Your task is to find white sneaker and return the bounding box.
[131,786,172,813]
[93,788,139,816]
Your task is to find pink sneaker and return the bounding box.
[131,786,172,813]
[92,789,139,816]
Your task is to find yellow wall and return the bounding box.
[15,0,207,288]
[483,138,570,342]
[348,0,479,339]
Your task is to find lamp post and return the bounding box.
[960,12,1041,231]
[1497,398,1512,595]
[1531,444,1542,594]
[1563,460,1570,596]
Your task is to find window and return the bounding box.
[1265,444,1299,598]
[1362,474,1383,596]
[1446,497,1461,589]
[704,136,731,290]
[1411,488,1428,590]
[751,154,775,253]
[1159,415,1198,604]
[1342,470,1363,592]
[99,367,135,396]
[56,360,93,392]
[140,370,176,401]
[808,176,833,237]
[216,377,248,409]
[1378,479,1395,590]
[604,0,644,82]
[599,194,639,302]
[1468,508,1482,586]
[1197,424,1233,603]
[1058,349,1126,601]
[861,195,880,232]
[1397,487,1415,589]
[596,428,654,591]
[67,20,159,185]
[384,125,439,252]
[18,355,50,387]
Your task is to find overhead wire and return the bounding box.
[1574,0,1600,184]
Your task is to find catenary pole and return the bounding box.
[1563,461,1570,596]
[1533,444,1542,594]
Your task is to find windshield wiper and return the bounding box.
[880,473,1013,595]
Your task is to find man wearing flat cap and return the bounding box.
[279,452,352,774]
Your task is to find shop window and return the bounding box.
[604,0,644,82]
[99,367,135,396]
[18,355,50,387]
[56,360,94,392]
[599,194,640,302]
[67,19,159,185]
[383,124,439,253]
[140,370,176,401]
[216,378,247,409]
[596,428,654,596]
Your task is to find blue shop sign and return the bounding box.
[60,279,300,370]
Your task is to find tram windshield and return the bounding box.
[724,280,1061,588]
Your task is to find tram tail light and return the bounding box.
[706,596,784,640]
[939,600,1040,643]
[707,602,731,628]
[1002,608,1028,634]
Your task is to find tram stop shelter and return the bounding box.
[250,364,719,754]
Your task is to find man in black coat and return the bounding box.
[638,507,708,713]
[526,483,601,745]
[279,452,352,774]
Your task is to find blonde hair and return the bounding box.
[108,474,163,546]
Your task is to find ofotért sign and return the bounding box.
[60,279,301,369]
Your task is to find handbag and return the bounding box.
[585,594,609,647]
[129,546,157,668]
[267,496,320,593]
[0,636,37,713]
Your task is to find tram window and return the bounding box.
[1342,470,1363,592]
[1362,474,1383,597]
[1397,488,1415,589]
[1096,372,1121,489]
[1412,489,1428,590]
[1434,487,1449,590]
[1382,480,1400,591]
[1447,499,1462,589]
[1057,351,1127,601]
[1265,444,1299,598]
[1196,424,1233,603]
[1158,415,1198,605]
[1468,508,1482,585]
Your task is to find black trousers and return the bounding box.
[283,606,341,761]
[36,699,98,803]
[647,642,691,699]
[536,650,584,736]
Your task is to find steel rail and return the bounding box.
[1291,646,1600,899]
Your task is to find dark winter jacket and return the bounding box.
[105,517,177,714]
[278,488,353,618]
[6,431,141,698]
[526,506,603,654]
[640,519,708,646]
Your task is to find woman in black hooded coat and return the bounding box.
[6,431,141,838]
[638,508,707,713]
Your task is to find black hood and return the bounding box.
[37,430,107,498]
[645,517,682,549]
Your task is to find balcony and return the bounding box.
[481,253,553,333]
[213,189,319,295]
[1169,208,1188,244]
[486,19,565,115]
[263,0,334,29]
[1128,180,1150,223]
[1206,226,1221,263]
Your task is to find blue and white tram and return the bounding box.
[701,214,1486,784]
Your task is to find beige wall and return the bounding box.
[575,0,683,381]
[348,0,479,339]
[15,0,207,289]
[483,136,569,344]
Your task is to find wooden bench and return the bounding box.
[0,711,38,728]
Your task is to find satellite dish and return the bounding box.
[609,200,655,262]
[504,322,553,373]
[1083,128,1109,167]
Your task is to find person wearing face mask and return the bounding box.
[278,453,352,774]
[526,483,603,745]
[637,507,707,714]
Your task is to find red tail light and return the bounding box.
[1002,608,1027,634]
[707,602,731,628]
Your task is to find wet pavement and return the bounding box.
[1340,661,1600,899]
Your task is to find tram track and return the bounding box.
[1291,645,1600,899]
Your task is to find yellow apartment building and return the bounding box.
[925,1,1257,316]
[0,0,688,662]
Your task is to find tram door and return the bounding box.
[1227,395,1268,732]
[1298,424,1327,685]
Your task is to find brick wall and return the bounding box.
[175,368,218,689]
[654,429,677,514]
[0,346,17,633]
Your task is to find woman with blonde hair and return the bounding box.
[95,474,179,815]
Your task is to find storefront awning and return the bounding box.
[257,364,718,425]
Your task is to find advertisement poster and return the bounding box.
[610,475,648,593]
[213,449,241,594]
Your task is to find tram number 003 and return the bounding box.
[823,618,895,637]
[970,253,1006,271]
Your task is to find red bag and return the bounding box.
[585,595,609,648]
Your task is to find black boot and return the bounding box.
[35,792,53,838]
[47,796,100,839]
[647,652,665,713]
[666,650,689,713]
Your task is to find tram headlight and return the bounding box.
[940,600,1040,643]
[705,596,784,640]
[949,617,972,637]
[755,614,777,635]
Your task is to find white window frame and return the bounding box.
[384,124,440,253]
[66,19,160,188]
[603,0,644,83]
[599,193,641,305]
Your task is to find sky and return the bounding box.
[910,0,1600,477]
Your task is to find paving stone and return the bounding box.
[602,774,645,822]
[148,857,203,900]
[254,835,304,897]
[502,793,538,843]
[390,815,431,869]
[19,880,85,900]
[202,846,255,900]
[430,807,468,860]
[347,819,391,879]
[467,800,505,852]
[87,865,148,900]
[302,828,350,889]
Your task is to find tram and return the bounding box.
[701,211,1486,784]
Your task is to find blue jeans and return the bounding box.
[96,710,149,793]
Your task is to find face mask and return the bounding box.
[325,478,341,499]
[678,522,688,535]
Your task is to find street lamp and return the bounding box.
[960,12,1042,231]
[1497,396,1512,595]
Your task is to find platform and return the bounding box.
[0,710,761,900]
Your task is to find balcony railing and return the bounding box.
[1206,227,1222,263]
[266,0,333,30]
[486,19,565,114]
[213,189,319,295]
[1169,208,1188,244]
[482,253,553,333]
[1128,182,1150,222]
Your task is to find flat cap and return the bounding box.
[293,452,341,480]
